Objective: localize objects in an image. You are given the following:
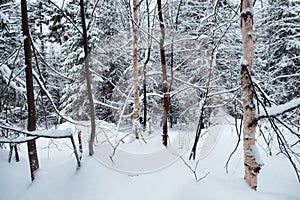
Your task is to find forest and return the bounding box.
[0,0,299,199]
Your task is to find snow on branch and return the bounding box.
[257,98,300,119]
[94,100,119,110]
[29,128,74,138]
[240,7,254,16]
[0,11,9,23]
[240,56,249,66]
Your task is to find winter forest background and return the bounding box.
[0,0,299,198]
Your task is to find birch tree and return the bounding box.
[240,0,262,190]
[132,0,140,138]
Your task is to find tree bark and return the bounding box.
[132,0,140,138]
[21,0,39,182]
[240,0,261,190]
[157,0,169,146]
[80,0,96,156]
[143,0,152,132]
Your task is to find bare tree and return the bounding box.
[142,0,152,132]
[79,0,96,156]
[21,0,39,181]
[169,0,182,129]
[207,0,220,120]
[240,0,262,190]
[157,0,169,146]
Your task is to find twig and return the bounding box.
[225,100,242,173]
[109,132,133,162]
[178,154,210,182]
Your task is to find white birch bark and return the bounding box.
[133,0,140,138]
[240,0,262,190]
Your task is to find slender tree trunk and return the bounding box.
[157,0,169,146]
[207,0,219,120]
[38,1,45,58]
[143,0,152,132]
[132,0,140,138]
[21,0,39,182]
[240,0,261,190]
[143,49,150,131]
[80,0,96,156]
[169,0,182,129]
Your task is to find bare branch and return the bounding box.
[225,100,243,173]
[177,154,210,182]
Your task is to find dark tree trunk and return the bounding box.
[143,47,150,130]
[21,0,39,182]
[79,0,96,156]
[157,0,169,146]
[143,0,152,132]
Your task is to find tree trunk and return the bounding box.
[169,0,182,129]
[143,0,152,132]
[80,0,96,156]
[132,0,140,138]
[240,0,261,190]
[157,0,169,146]
[207,0,219,120]
[21,0,39,182]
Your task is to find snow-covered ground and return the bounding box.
[0,116,299,200]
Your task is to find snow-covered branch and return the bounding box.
[257,98,300,119]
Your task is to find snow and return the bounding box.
[0,116,299,200]
[257,97,300,118]
[251,145,264,167]
[0,11,9,23]
[30,128,74,138]
[241,7,254,16]
[0,136,38,144]
[19,34,27,42]
[246,101,255,109]
[0,121,75,141]
[94,100,119,110]
[240,56,249,66]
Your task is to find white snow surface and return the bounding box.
[0,117,299,200]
